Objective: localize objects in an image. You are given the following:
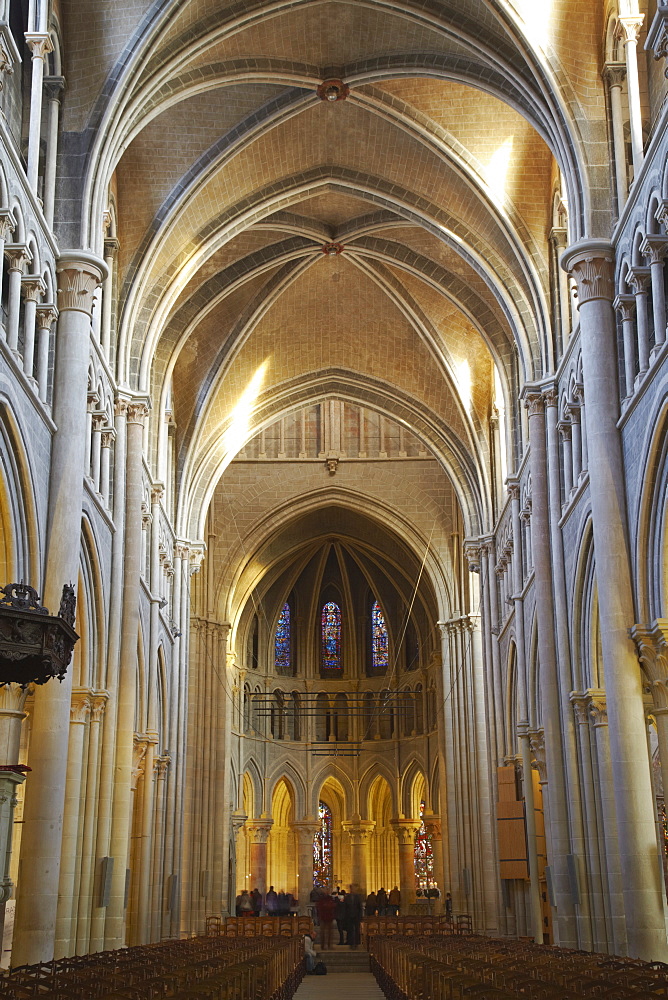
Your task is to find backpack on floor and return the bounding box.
[313,961,327,975]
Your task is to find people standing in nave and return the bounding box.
[238,890,253,914]
[345,885,363,949]
[376,886,388,915]
[335,891,347,944]
[250,887,262,916]
[265,885,278,915]
[388,886,401,915]
[316,892,336,950]
[365,890,378,916]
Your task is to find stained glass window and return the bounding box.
[313,801,333,888]
[414,799,434,891]
[321,602,342,670]
[371,600,389,673]
[274,604,291,674]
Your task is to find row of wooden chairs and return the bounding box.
[363,914,471,946]
[369,933,668,1000]
[206,916,313,939]
[0,934,304,1000]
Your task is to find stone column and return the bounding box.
[101,239,119,361]
[508,480,544,944]
[293,821,319,912]
[246,820,273,900]
[522,387,576,946]
[99,428,114,507]
[5,245,30,352]
[641,236,667,351]
[630,621,668,814]
[24,33,53,192]
[20,275,44,381]
[136,732,158,943]
[562,241,667,961]
[42,76,64,228]
[392,820,420,907]
[613,293,637,398]
[0,770,26,949]
[586,690,627,956]
[343,819,374,894]
[423,813,444,902]
[603,63,628,212]
[54,689,92,958]
[88,396,127,952]
[0,212,15,305]
[617,15,645,179]
[34,304,57,403]
[150,754,170,940]
[104,397,150,950]
[12,253,107,967]
[628,266,651,377]
[75,692,107,954]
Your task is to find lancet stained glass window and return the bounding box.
[372,600,389,672]
[275,603,291,674]
[414,799,434,891]
[321,602,342,670]
[313,801,333,888]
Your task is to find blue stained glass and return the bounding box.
[313,801,332,888]
[372,600,389,672]
[275,604,291,673]
[321,601,341,670]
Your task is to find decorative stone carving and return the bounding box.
[603,61,627,88]
[0,210,16,241]
[321,242,345,255]
[630,620,668,710]
[56,252,108,315]
[20,276,45,304]
[317,79,349,101]
[523,390,544,417]
[586,689,608,728]
[528,730,547,783]
[126,398,150,426]
[640,235,668,265]
[391,819,421,846]
[246,820,274,844]
[24,32,53,61]
[70,689,92,724]
[645,3,668,76]
[570,691,589,726]
[561,242,615,306]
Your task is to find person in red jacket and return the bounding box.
[316,892,337,950]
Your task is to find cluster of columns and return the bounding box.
[614,222,668,402]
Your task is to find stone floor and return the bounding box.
[293,971,386,998]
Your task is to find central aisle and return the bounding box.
[293,972,386,998]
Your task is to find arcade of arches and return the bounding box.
[1,0,668,972]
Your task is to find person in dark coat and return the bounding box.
[365,891,377,916]
[345,884,363,949]
[265,886,278,915]
[250,887,262,916]
[335,891,347,944]
[376,887,388,915]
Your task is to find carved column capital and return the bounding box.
[20,275,45,304]
[70,689,92,724]
[640,235,668,265]
[618,14,645,44]
[231,810,248,837]
[126,397,151,426]
[56,251,108,316]
[463,539,482,573]
[570,691,590,726]
[561,241,615,305]
[150,482,165,506]
[557,419,572,441]
[391,819,421,846]
[246,820,274,844]
[0,210,16,241]
[613,293,636,321]
[24,32,53,60]
[43,75,65,102]
[586,689,608,728]
[523,388,545,417]
[90,691,108,722]
[603,60,627,88]
[630,620,668,709]
[35,303,58,330]
[627,265,651,295]
[5,244,31,273]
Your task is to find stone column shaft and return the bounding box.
[562,241,667,961]
[618,16,645,179]
[104,398,149,949]
[344,820,374,894]
[42,77,64,228]
[25,33,52,192]
[247,821,273,900]
[393,821,419,906]
[12,252,106,967]
[604,63,628,212]
[641,237,667,349]
[5,246,30,352]
[523,388,576,946]
[34,304,56,403]
[629,267,651,375]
